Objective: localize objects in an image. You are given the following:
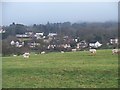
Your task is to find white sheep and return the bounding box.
[112,49,120,54]
[89,49,96,55]
[41,51,45,54]
[61,51,64,53]
[13,55,17,57]
[23,52,30,58]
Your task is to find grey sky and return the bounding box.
[2,2,118,25]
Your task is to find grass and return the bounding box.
[18,38,32,42]
[2,49,118,88]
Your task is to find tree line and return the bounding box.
[1,21,118,56]
[2,21,117,43]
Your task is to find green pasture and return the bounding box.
[2,49,118,88]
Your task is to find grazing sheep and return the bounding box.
[13,55,17,57]
[89,49,96,55]
[23,52,30,58]
[61,51,64,53]
[35,54,37,55]
[112,49,120,55]
[41,51,45,54]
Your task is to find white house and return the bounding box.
[0,29,6,33]
[28,42,40,48]
[34,32,44,37]
[10,40,15,46]
[62,44,71,48]
[16,34,29,38]
[89,41,102,48]
[34,32,44,39]
[74,39,78,42]
[25,32,33,35]
[10,40,24,47]
[48,33,57,37]
[110,38,118,44]
[15,41,19,46]
[77,40,88,49]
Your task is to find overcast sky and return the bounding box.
[1,2,118,25]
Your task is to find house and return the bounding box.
[28,42,40,48]
[0,28,6,33]
[63,36,69,39]
[15,41,24,47]
[16,34,30,38]
[61,44,71,48]
[10,40,24,47]
[48,33,57,37]
[34,32,44,39]
[110,38,118,44]
[16,31,34,38]
[77,40,88,49]
[10,40,15,45]
[25,32,33,35]
[74,39,78,42]
[47,45,56,49]
[89,41,102,48]
[34,32,44,37]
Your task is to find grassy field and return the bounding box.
[2,49,118,88]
